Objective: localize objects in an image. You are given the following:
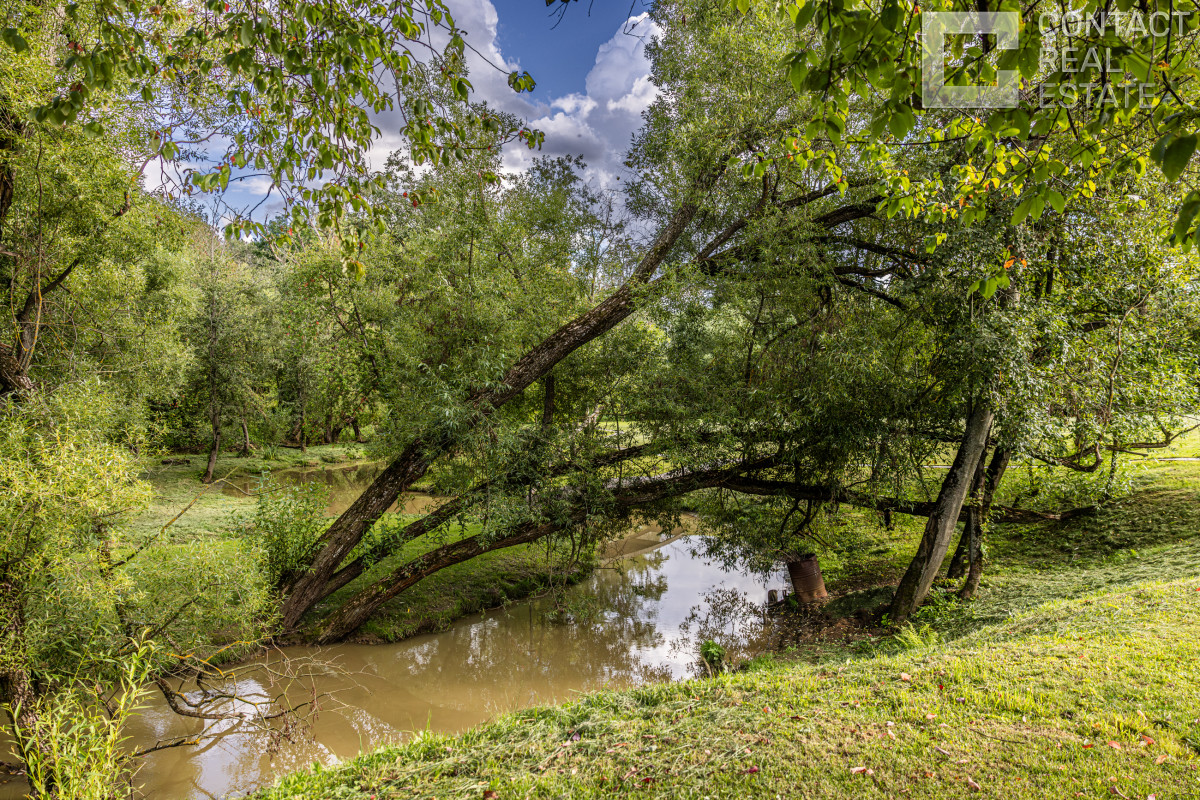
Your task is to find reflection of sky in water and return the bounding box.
[2,535,788,800]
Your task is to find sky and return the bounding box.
[440,0,660,187]
[490,1,654,101]
[180,1,659,222]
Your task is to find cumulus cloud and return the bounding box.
[444,0,659,189]
[185,1,657,224]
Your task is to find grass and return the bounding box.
[251,572,1200,799]
[246,438,1200,799]
[130,445,587,643]
[131,443,369,541]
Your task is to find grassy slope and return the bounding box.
[251,444,1200,799]
[253,570,1200,799]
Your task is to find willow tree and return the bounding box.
[287,0,1200,639]
[274,0,930,638]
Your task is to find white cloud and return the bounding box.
[443,1,659,190]
[181,0,658,227]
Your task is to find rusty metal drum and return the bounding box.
[786,553,828,602]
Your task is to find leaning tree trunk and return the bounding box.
[311,517,570,644]
[947,448,989,579]
[960,446,1010,599]
[276,189,709,633]
[890,400,994,624]
[202,405,221,484]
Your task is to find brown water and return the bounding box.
[221,462,440,516]
[2,470,785,800]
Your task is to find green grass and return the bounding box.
[131,444,368,541]
[248,437,1200,799]
[252,571,1200,799]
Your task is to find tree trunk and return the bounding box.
[276,190,708,633]
[239,411,251,457]
[350,416,363,442]
[960,446,1010,599]
[947,449,989,579]
[890,400,994,624]
[0,344,32,397]
[947,529,969,579]
[311,517,567,644]
[542,371,555,428]
[785,554,828,602]
[203,405,220,484]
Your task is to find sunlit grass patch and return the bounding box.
[252,575,1200,799]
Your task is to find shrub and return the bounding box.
[249,478,329,591]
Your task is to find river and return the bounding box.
[1,465,785,799]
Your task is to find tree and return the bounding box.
[280,0,1200,639]
[182,251,270,481]
[728,0,1200,250]
[0,0,542,399]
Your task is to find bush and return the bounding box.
[249,477,329,591]
[10,641,156,800]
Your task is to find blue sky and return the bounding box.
[491,1,653,101]
[172,1,659,224]
[443,0,660,188]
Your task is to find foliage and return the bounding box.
[9,640,157,800]
[249,478,329,592]
[733,0,1200,251]
[699,639,728,674]
[0,0,540,250]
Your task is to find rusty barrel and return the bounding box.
[786,553,828,602]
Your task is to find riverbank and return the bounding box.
[247,450,1200,798]
[132,447,593,643]
[250,547,1200,799]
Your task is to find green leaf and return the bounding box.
[1161,134,1197,182]
[1172,191,1200,244]
[1047,190,1066,214]
[1011,197,1032,225]
[788,59,808,93]
[1,27,29,52]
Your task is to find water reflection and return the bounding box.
[2,535,786,800]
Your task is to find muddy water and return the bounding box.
[2,469,785,800]
[221,462,439,516]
